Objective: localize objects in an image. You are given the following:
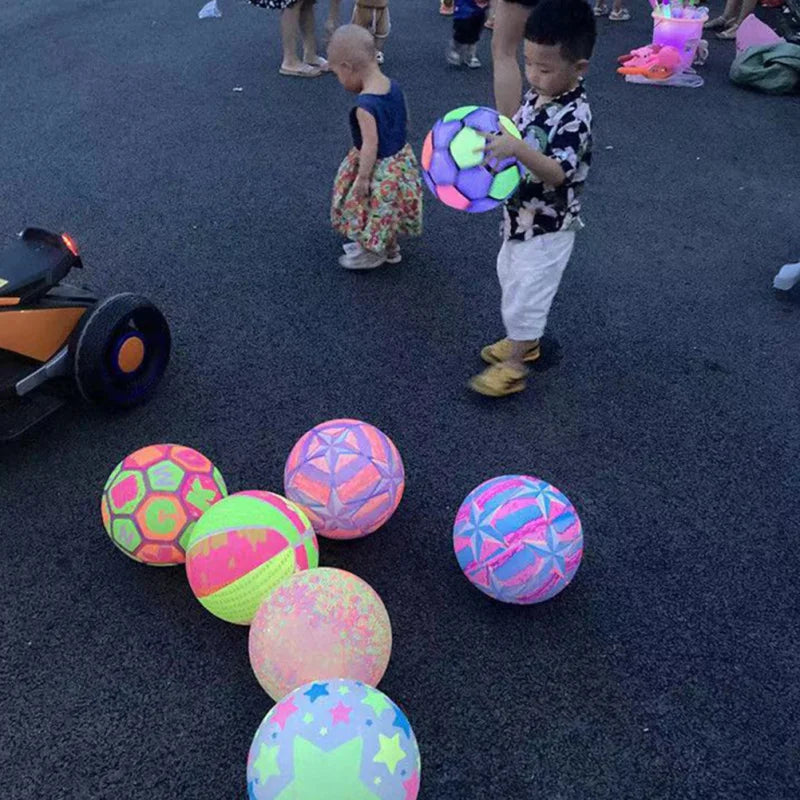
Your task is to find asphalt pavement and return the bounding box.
[1,1,799,798]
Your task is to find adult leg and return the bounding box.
[704,0,741,29]
[280,2,305,72]
[491,0,533,119]
[300,0,330,67]
[718,0,757,35]
[324,0,341,42]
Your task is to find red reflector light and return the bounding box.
[61,233,79,257]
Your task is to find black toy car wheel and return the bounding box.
[70,293,171,408]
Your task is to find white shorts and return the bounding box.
[496,231,575,341]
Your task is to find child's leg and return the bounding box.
[462,12,485,66]
[449,17,466,64]
[471,234,575,396]
[501,234,574,362]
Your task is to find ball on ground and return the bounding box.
[453,475,583,603]
[185,490,319,624]
[284,419,404,540]
[249,567,392,701]
[101,443,227,566]
[247,678,421,800]
[421,105,522,213]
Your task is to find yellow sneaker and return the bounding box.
[469,363,528,397]
[480,338,540,365]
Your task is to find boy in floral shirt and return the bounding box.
[470,0,596,397]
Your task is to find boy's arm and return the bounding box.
[511,141,566,188]
[483,100,591,189]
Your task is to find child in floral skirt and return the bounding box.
[329,25,423,270]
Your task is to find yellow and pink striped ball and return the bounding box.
[185,490,319,625]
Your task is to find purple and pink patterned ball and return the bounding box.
[246,678,421,800]
[453,475,583,604]
[421,105,523,213]
[249,567,392,702]
[283,419,405,540]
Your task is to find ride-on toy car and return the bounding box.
[0,227,170,441]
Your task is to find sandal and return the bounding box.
[716,24,739,39]
[304,56,331,72]
[609,8,631,20]
[594,4,609,14]
[703,15,730,29]
[469,363,528,397]
[279,63,322,78]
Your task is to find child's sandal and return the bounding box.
[609,8,631,20]
[594,4,609,15]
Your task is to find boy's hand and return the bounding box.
[478,129,521,164]
[354,175,370,199]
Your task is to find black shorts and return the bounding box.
[453,12,486,44]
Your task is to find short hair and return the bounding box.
[328,24,376,67]
[524,0,597,62]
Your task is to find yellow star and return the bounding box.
[362,689,391,718]
[251,744,280,783]
[373,733,406,775]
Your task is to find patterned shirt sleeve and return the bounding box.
[547,100,592,184]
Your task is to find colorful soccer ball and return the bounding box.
[453,475,583,604]
[421,105,523,213]
[101,444,227,566]
[185,490,319,625]
[247,678,421,800]
[284,419,404,540]
[249,567,392,701]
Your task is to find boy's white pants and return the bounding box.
[497,231,575,341]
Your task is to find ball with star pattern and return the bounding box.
[246,679,421,800]
[101,444,228,566]
[453,475,583,604]
[284,419,405,540]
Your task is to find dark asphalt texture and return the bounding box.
[1,1,799,798]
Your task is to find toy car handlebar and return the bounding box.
[19,227,82,266]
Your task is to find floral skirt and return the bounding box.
[331,143,423,254]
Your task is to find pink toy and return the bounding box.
[651,11,705,69]
[618,44,682,80]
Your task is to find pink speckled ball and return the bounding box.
[249,567,392,701]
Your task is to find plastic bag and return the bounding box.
[198,0,222,19]
[774,262,800,291]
